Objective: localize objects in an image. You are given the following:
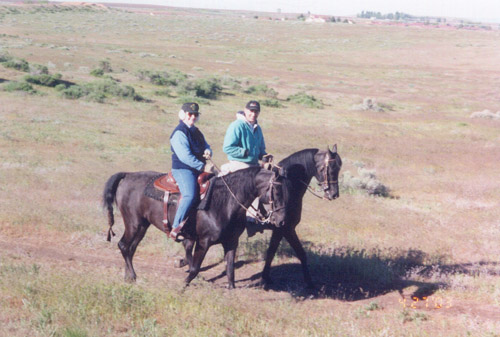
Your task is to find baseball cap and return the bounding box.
[181,102,200,114]
[245,100,260,112]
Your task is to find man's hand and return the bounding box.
[203,149,212,160]
[262,154,274,163]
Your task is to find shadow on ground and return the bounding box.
[205,241,500,301]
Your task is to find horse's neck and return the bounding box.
[281,149,318,183]
[219,168,260,206]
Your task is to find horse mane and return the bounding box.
[210,166,261,209]
[278,148,319,181]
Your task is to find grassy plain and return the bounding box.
[1,3,500,336]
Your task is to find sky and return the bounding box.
[77,0,500,23]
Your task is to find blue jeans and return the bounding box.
[171,169,199,229]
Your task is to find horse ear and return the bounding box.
[330,144,337,154]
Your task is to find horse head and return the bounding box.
[314,144,342,200]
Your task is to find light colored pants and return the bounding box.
[171,168,199,229]
[219,160,255,176]
[219,161,260,219]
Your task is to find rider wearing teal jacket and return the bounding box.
[223,101,267,165]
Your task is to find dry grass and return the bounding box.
[1,3,500,336]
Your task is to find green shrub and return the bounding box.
[0,53,13,63]
[3,80,37,94]
[90,68,104,77]
[244,84,278,98]
[220,76,242,90]
[24,73,63,87]
[29,64,49,75]
[90,60,112,77]
[60,80,144,102]
[286,91,324,109]
[3,58,30,72]
[192,77,222,99]
[98,60,112,73]
[261,98,284,108]
[137,69,187,86]
[60,85,90,100]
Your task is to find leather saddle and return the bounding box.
[153,172,214,199]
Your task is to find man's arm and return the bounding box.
[223,123,247,158]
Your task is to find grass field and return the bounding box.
[1,3,500,336]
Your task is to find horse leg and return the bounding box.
[184,238,210,286]
[283,229,314,289]
[223,242,238,289]
[177,238,194,269]
[118,218,149,282]
[262,230,284,285]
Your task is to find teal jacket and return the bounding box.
[223,112,266,165]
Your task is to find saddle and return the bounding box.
[153,172,214,236]
[153,172,213,198]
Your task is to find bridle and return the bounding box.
[301,155,338,200]
[208,158,285,223]
[261,173,287,222]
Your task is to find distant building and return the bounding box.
[305,15,326,23]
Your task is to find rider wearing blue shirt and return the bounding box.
[169,103,212,240]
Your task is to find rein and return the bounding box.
[207,158,271,222]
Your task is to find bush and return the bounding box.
[60,80,144,102]
[3,58,30,72]
[286,91,324,109]
[244,84,278,98]
[261,98,284,108]
[220,76,242,91]
[191,77,222,99]
[90,68,104,77]
[24,73,63,87]
[136,69,187,86]
[98,60,112,73]
[3,81,37,94]
[0,53,13,63]
[90,60,113,77]
[29,64,49,75]
[60,85,90,100]
[341,168,390,197]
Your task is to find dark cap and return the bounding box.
[245,100,260,112]
[181,102,200,114]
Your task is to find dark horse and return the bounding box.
[260,146,342,289]
[103,166,289,288]
[179,146,342,289]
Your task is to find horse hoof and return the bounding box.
[174,258,188,268]
[124,275,136,283]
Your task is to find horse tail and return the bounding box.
[102,172,127,242]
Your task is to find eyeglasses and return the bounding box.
[187,112,199,117]
[249,109,260,113]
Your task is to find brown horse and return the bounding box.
[103,166,289,288]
